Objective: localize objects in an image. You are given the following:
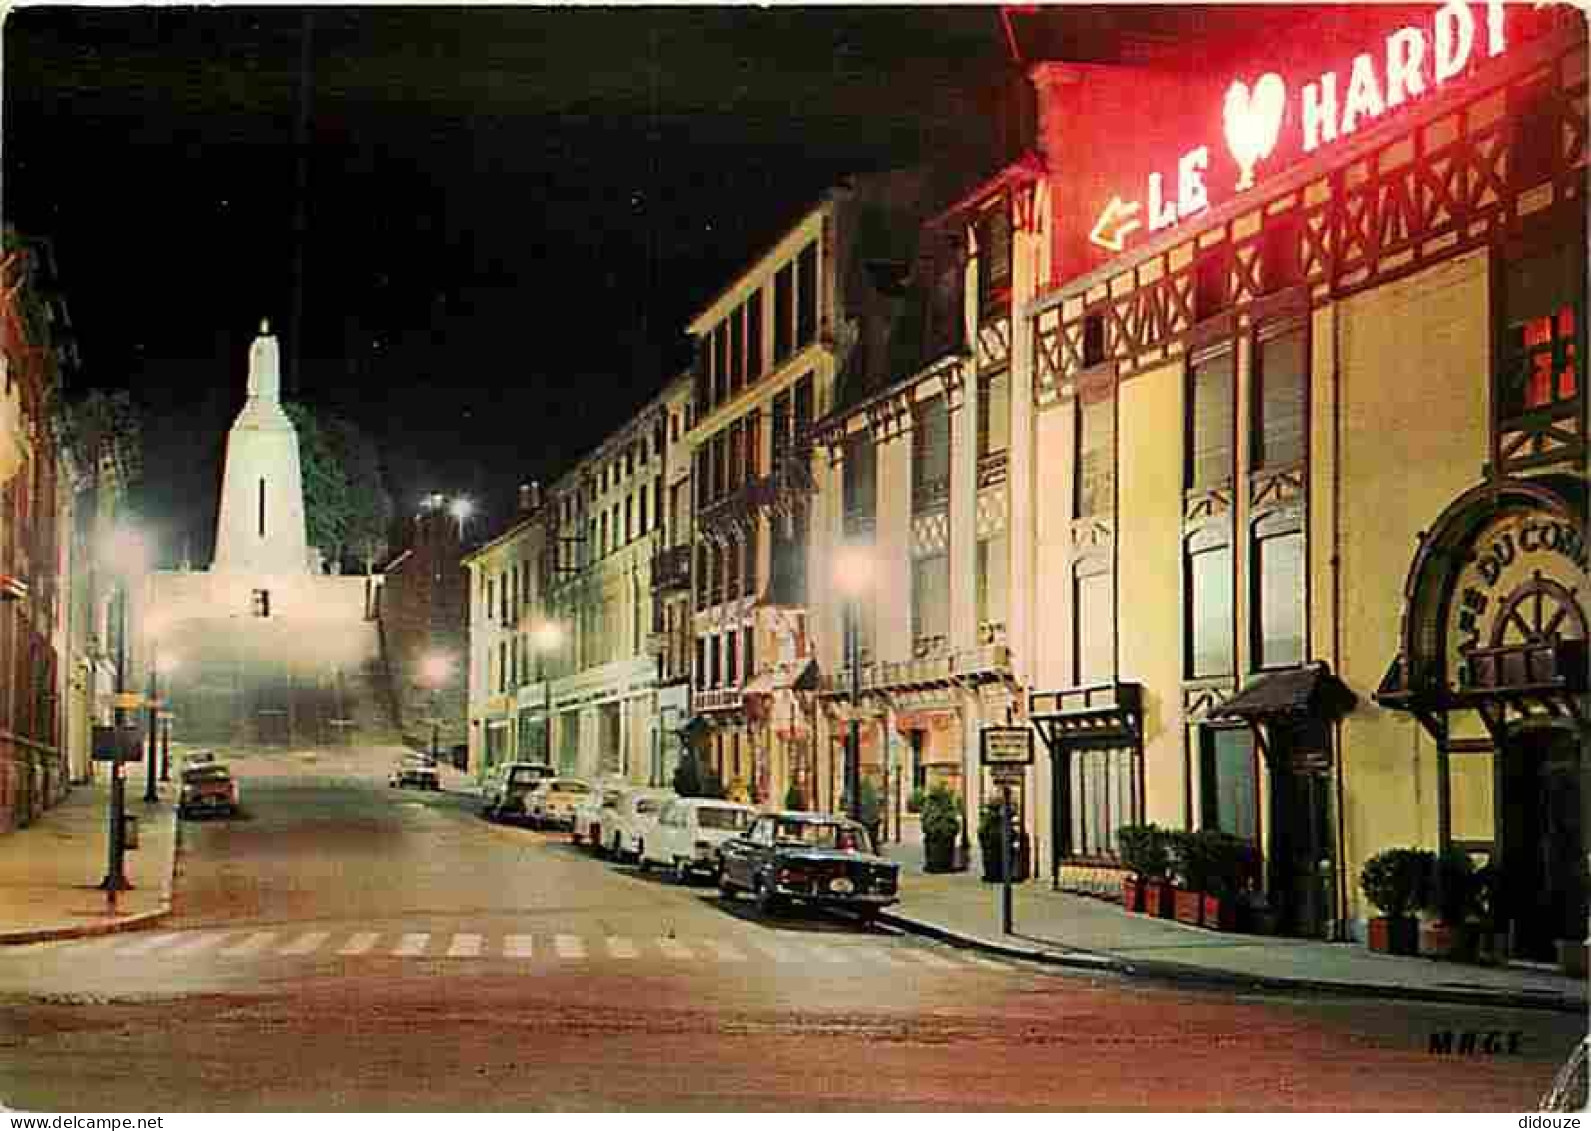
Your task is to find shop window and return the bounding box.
[912,552,950,652]
[1253,325,1307,470]
[1075,393,1115,519]
[746,291,764,384]
[1067,747,1140,858]
[1186,348,1235,490]
[1253,523,1305,669]
[912,394,950,512]
[1499,239,1582,421]
[796,241,818,348]
[774,264,794,363]
[978,368,1010,460]
[1073,564,1113,684]
[1186,533,1234,679]
[1199,726,1258,843]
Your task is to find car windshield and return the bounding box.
[773,820,870,852]
[508,768,543,785]
[697,806,752,831]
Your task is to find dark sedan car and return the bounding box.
[718,811,899,919]
[179,763,239,819]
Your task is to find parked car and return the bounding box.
[179,763,239,819]
[640,797,757,883]
[527,777,592,830]
[573,782,627,849]
[389,755,440,791]
[609,788,676,863]
[479,761,555,821]
[718,811,899,919]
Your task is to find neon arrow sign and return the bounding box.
[1087,0,1509,255]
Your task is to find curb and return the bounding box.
[877,909,1588,1016]
[0,802,184,947]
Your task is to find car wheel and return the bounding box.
[637,844,649,873]
[673,858,692,885]
[754,875,782,917]
[611,832,623,859]
[718,872,738,900]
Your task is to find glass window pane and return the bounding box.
[1188,352,1235,488]
[1189,545,1233,677]
[1258,531,1305,668]
[1077,397,1115,517]
[1069,755,1084,856]
[1076,570,1113,683]
[1255,329,1307,468]
[1203,728,1257,843]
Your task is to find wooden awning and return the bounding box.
[1029,681,1143,751]
[1209,662,1357,723]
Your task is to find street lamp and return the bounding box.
[834,543,872,824]
[99,524,145,893]
[449,496,474,541]
[532,621,562,766]
[151,652,179,784]
[421,652,451,760]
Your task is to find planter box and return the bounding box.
[1367,915,1420,956]
[923,837,957,874]
[1145,880,1176,919]
[1201,892,1236,931]
[1420,920,1478,962]
[1173,888,1203,926]
[1121,875,1146,913]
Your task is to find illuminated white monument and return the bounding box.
[211,320,310,575]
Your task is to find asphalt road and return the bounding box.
[0,746,1580,1111]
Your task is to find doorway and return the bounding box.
[1500,727,1586,961]
[1266,720,1336,939]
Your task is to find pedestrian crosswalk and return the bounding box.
[91,927,1013,972]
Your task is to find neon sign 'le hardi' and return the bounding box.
[1089,0,1509,254]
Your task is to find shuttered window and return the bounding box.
[976,534,1008,631]
[912,552,950,647]
[1254,326,1307,469]
[978,369,1010,459]
[1187,349,1235,490]
[1255,528,1305,669]
[1187,540,1233,678]
[912,394,950,512]
[1076,394,1115,518]
[843,434,875,529]
[796,241,818,348]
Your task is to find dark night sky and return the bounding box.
[4,4,1018,563]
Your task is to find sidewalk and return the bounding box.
[0,776,180,944]
[878,831,1587,1014]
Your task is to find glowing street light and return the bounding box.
[532,621,562,766]
[421,652,452,759]
[449,496,475,540]
[98,522,147,893]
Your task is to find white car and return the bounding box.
[573,782,627,849]
[609,788,676,863]
[527,777,592,830]
[640,797,758,883]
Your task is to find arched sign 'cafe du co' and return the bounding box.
[1376,476,1588,963]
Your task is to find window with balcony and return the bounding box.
[793,372,814,440]
[774,263,794,363]
[976,200,1012,315]
[624,496,633,544]
[729,307,745,398]
[1199,726,1258,843]
[978,368,1010,461]
[746,291,764,385]
[842,432,876,533]
[1075,393,1115,519]
[1499,237,1582,430]
[797,241,818,348]
[1254,323,1307,470]
[912,552,950,653]
[725,630,739,687]
[728,420,745,492]
[1187,348,1235,490]
[912,394,950,512]
[710,634,721,687]
[976,533,1008,637]
[771,391,791,468]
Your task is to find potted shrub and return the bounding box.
[919,784,961,873]
[1421,847,1480,961]
[1167,830,1205,925]
[1360,847,1431,956]
[1177,830,1250,931]
[1118,824,1171,916]
[906,787,925,815]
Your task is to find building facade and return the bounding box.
[648,374,696,787]
[382,500,469,752]
[1001,2,1586,954]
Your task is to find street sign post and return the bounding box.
[980,725,1033,935]
[91,724,144,763]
